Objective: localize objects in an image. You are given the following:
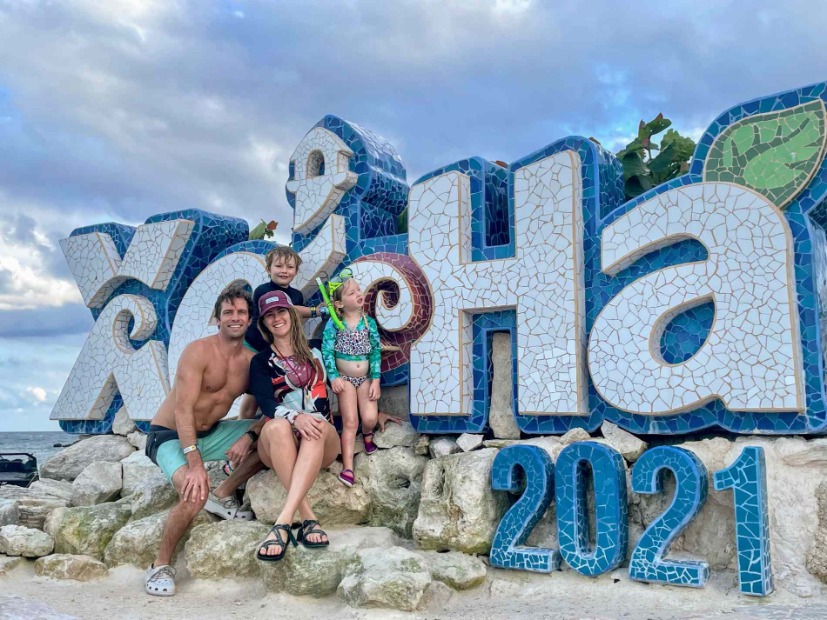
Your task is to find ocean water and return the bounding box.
[0,431,80,468]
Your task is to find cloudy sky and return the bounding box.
[1,0,825,432]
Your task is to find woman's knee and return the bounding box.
[261,417,293,443]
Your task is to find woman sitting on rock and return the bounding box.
[248,290,340,560]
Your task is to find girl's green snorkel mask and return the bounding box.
[315,268,353,330]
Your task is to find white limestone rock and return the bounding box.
[0,486,68,530]
[104,509,214,568]
[259,526,400,597]
[522,436,566,459]
[247,465,370,526]
[112,407,137,436]
[186,520,270,579]
[0,499,19,526]
[338,546,432,611]
[362,447,427,538]
[45,502,132,560]
[126,430,146,451]
[0,555,22,576]
[119,452,177,520]
[35,554,108,581]
[806,480,827,584]
[414,435,430,456]
[429,437,461,458]
[560,427,590,444]
[456,433,484,452]
[120,451,157,494]
[258,527,392,597]
[483,439,521,449]
[418,580,454,610]
[127,475,178,521]
[488,332,521,439]
[0,524,54,557]
[421,550,487,590]
[413,448,508,554]
[600,421,648,463]
[29,478,74,502]
[71,461,123,506]
[373,421,419,449]
[40,435,135,481]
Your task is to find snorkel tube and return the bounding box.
[316,276,345,330]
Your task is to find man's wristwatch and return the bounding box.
[245,430,259,443]
[182,444,199,455]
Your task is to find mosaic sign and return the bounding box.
[52,83,827,437]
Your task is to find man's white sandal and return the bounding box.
[145,564,176,596]
[205,492,254,520]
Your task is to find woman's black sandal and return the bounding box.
[296,519,330,548]
[256,523,296,562]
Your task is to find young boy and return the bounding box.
[244,246,324,352]
[237,246,326,425]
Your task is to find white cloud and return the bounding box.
[0,214,82,310]
[27,386,47,402]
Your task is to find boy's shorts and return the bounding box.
[145,419,256,482]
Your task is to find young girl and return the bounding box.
[321,277,382,487]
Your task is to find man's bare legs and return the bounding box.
[155,465,206,567]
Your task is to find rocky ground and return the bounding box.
[1,393,827,616]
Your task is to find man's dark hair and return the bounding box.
[213,279,253,319]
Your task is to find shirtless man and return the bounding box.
[144,281,267,596]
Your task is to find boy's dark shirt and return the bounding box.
[246,281,305,352]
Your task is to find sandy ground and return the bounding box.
[3,559,827,620]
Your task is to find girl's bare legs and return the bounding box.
[357,380,378,437]
[337,381,359,472]
[256,418,339,552]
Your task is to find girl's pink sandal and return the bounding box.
[338,469,355,487]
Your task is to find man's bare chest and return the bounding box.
[200,359,249,400]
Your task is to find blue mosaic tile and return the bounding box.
[490,444,561,573]
[289,115,410,387]
[554,441,628,575]
[629,446,710,587]
[713,446,773,596]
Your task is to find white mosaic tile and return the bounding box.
[59,232,122,308]
[59,219,195,308]
[50,294,170,422]
[292,213,346,298]
[119,220,195,291]
[286,126,358,234]
[589,182,804,415]
[407,151,588,418]
[347,260,414,331]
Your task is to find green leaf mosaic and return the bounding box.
[704,100,827,208]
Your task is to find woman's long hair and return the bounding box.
[258,307,315,367]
